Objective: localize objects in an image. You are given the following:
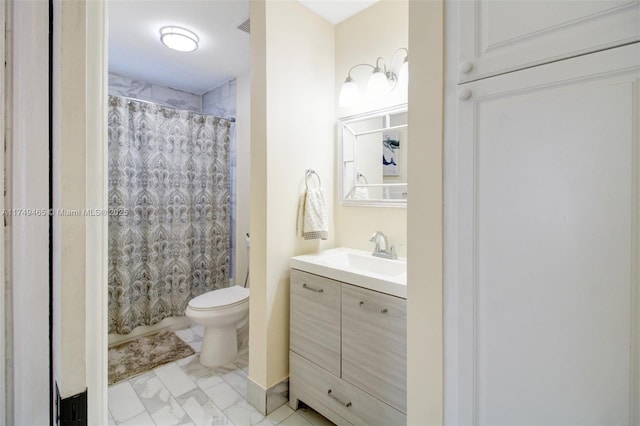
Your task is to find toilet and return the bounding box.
[185,285,250,367]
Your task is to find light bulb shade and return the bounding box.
[399,59,408,85]
[160,26,199,52]
[367,68,390,99]
[339,77,360,107]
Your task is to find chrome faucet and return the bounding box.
[369,231,397,259]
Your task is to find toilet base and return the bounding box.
[199,324,238,367]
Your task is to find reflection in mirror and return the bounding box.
[339,104,408,207]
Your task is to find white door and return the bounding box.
[452,43,640,425]
[455,0,640,83]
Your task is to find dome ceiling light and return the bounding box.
[160,26,199,52]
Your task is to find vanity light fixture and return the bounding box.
[338,48,409,107]
[160,26,200,52]
[338,76,359,107]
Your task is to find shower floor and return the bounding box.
[107,324,334,426]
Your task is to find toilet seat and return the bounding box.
[188,286,249,311]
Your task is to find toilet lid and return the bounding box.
[188,285,249,310]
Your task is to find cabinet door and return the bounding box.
[451,43,640,424]
[342,285,406,413]
[290,269,341,375]
[290,351,406,426]
[454,0,640,83]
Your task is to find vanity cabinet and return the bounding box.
[289,269,407,426]
[341,285,407,413]
[290,269,341,376]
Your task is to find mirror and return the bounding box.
[339,104,408,207]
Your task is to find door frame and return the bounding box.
[80,1,447,424]
[81,1,109,424]
[6,0,51,424]
[1,0,7,422]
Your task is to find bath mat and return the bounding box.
[108,330,195,385]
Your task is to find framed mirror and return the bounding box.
[339,104,408,207]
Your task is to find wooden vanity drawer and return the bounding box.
[290,351,406,426]
[341,285,407,413]
[290,269,341,375]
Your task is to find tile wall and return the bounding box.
[108,73,202,112]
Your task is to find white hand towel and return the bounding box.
[296,192,306,238]
[296,187,328,240]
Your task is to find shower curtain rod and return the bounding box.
[112,94,179,109]
[111,94,236,122]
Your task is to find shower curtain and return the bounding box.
[107,95,231,334]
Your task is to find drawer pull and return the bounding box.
[302,283,324,293]
[359,301,388,314]
[327,389,352,408]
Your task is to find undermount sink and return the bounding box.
[290,247,407,298]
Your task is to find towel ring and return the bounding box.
[357,172,368,184]
[305,169,322,189]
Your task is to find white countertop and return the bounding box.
[290,247,407,299]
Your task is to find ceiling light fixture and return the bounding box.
[338,48,409,107]
[160,26,199,52]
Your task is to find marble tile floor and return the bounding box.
[108,324,335,426]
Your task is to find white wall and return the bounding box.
[249,0,335,389]
[334,0,408,256]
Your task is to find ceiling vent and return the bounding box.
[237,18,250,34]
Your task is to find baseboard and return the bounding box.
[247,376,289,416]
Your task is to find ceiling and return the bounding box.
[108,0,379,95]
[297,0,380,25]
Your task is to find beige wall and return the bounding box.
[249,0,268,386]
[407,0,444,424]
[249,0,336,388]
[334,4,446,423]
[235,72,251,288]
[52,5,108,426]
[52,0,88,399]
[334,0,408,256]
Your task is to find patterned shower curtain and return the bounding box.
[107,95,231,335]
